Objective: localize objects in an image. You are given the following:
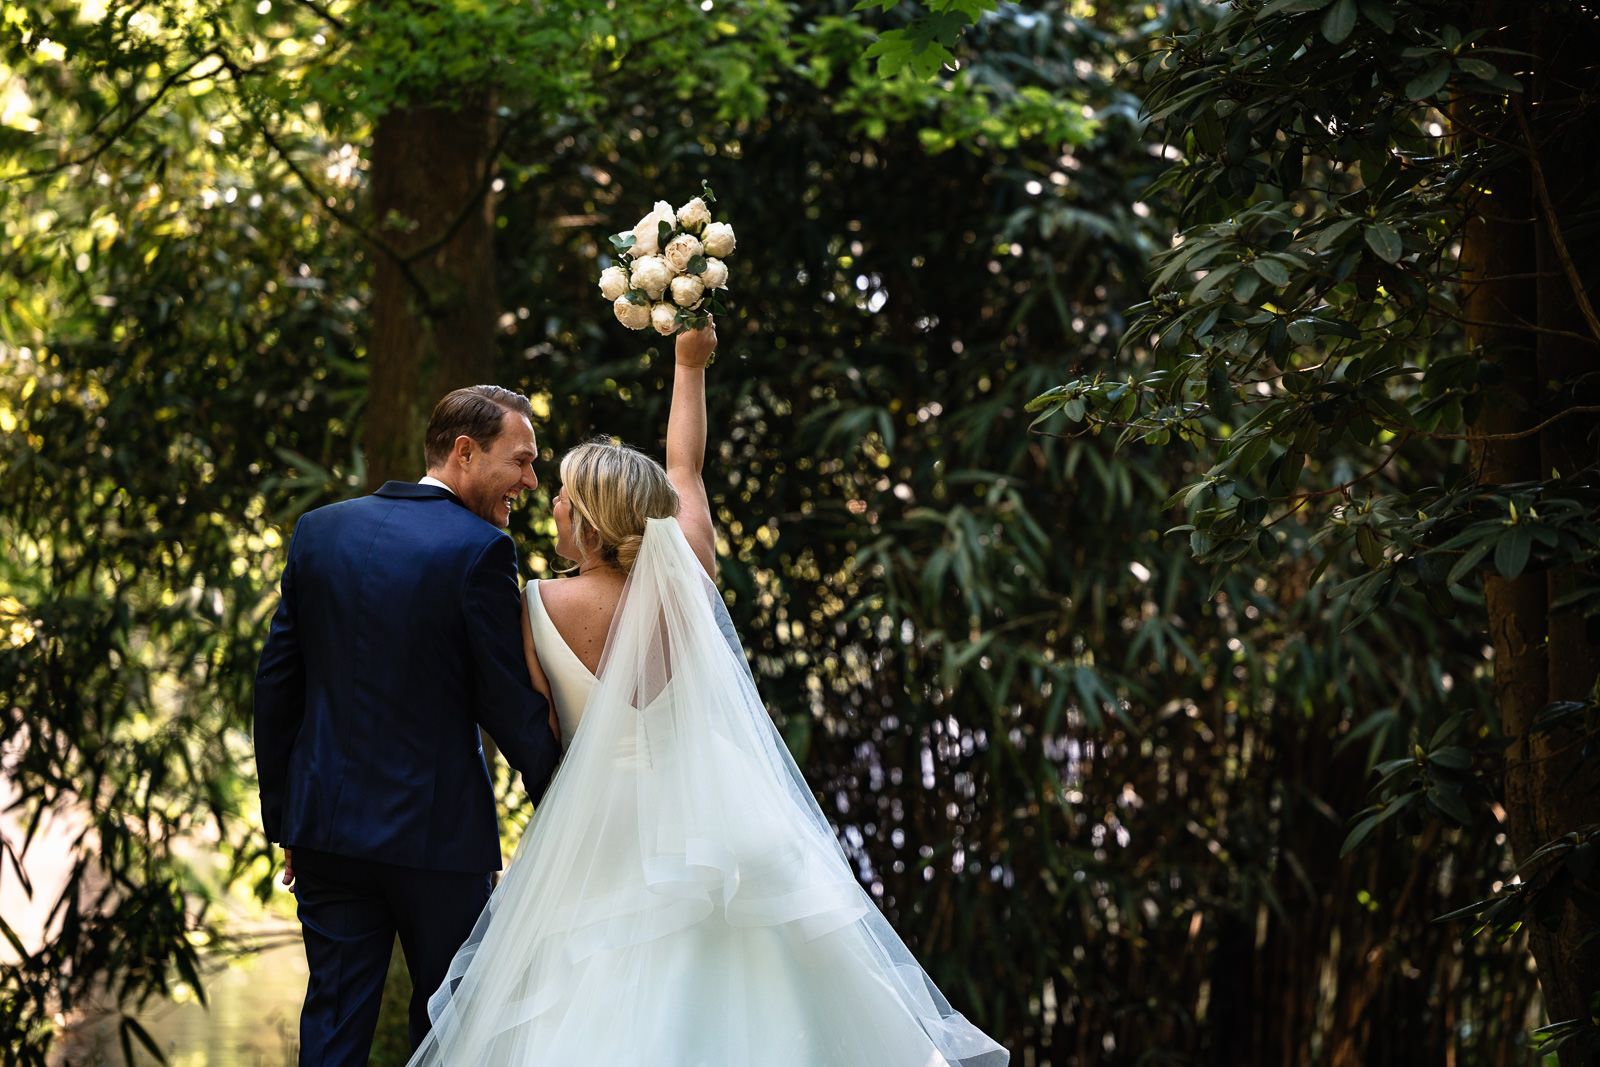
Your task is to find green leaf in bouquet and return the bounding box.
[658,219,674,245]
[610,233,637,254]
[688,254,707,275]
[625,288,649,306]
[699,179,717,205]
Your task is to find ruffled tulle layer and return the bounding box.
[407,519,1008,1067]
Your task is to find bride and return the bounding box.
[406,323,1009,1066]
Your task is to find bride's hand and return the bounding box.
[675,319,717,369]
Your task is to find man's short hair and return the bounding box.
[423,386,535,468]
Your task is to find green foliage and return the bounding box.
[0,187,362,1060]
[1,7,368,1061]
[1438,814,1600,1059]
[1028,0,1600,599]
[367,941,415,1067]
[856,0,997,79]
[1338,713,1484,856]
[327,0,797,123]
[1325,478,1600,623]
[1030,0,1600,1053]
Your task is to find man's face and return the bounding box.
[459,411,538,527]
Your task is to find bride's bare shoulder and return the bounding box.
[535,573,619,610]
[533,573,624,670]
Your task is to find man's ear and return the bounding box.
[452,435,475,465]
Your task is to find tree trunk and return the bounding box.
[1521,13,1600,1041]
[364,98,499,488]
[1468,5,1600,1057]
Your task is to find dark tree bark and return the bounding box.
[1521,15,1600,1040]
[1468,6,1600,1057]
[364,98,499,488]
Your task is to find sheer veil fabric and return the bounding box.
[407,517,1009,1066]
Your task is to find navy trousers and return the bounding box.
[293,848,492,1066]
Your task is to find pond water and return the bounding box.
[2,776,311,1067]
[50,935,307,1067]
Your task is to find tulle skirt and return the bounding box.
[406,519,1009,1067]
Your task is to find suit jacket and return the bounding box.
[253,481,559,872]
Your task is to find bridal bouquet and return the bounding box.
[601,182,735,336]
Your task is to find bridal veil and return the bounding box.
[408,517,1009,1066]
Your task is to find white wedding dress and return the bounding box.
[406,517,1009,1067]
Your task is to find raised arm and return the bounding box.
[667,322,718,576]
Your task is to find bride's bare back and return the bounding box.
[535,570,626,677]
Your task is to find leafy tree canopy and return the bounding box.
[1030,0,1600,1058]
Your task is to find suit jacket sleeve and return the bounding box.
[253,527,305,843]
[464,535,561,804]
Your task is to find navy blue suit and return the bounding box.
[254,480,559,1064]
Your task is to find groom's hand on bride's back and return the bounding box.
[675,320,717,369]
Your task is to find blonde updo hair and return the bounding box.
[558,438,679,574]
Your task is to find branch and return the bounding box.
[398,106,536,267]
[1454,271,1559,286]
[238,77,530,315]
[1512,96,1600,346]
[223,70,434,305]
[1381,404,1600,443]
[3,52,220,182]
[292,0,346,30]
[1266,433,1410,525]
[1446,312,1600,347]
[1368,398,1600,442]
[1446,110,1526,154]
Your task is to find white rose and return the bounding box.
[676,197,712,231]
[629,255,674,300]
[614,295,651,330]
[702,221,736,258]
[629,200,676,257]
[662,233,703,273]
[700,257,729,290]
[598,265,631,301]
[670,274,706,307]
[650,302,679,336]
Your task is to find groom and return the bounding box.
[254,385,561,1066]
